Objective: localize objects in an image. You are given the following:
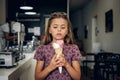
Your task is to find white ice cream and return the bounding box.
[52,42,63,74]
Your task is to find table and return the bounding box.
[0,53,35,80]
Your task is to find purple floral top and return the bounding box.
[34,43,82,80]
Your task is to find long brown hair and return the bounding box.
[43,12,75,45]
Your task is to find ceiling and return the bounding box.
[19,0,91,11]
[7,0,91,19]
[8,0,91,12]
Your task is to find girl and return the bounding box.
[34,12,82,80]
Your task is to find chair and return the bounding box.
[82,53,95,76]
[94,52,120,80]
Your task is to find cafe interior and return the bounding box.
[0,0,120,80]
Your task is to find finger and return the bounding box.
[52,54,58,60]
[62,54,64,56]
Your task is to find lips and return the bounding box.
[56,33,62,36]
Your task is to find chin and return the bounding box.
[55,38,63,40]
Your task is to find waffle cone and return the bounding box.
[55,48,62,57]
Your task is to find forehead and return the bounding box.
[51,18,68,25]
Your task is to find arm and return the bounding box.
[4,32,17,41]
[65,61,81,80]
[35,61,52,80]
[59,55,81,80]
[35,54,61,80]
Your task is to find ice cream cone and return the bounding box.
[54,47,62,57]
[52,40,64,74]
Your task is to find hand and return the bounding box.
[58,54,69,68]
[48,54,62,71]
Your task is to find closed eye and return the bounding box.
[53,26,57,28]
[61,27,65,29]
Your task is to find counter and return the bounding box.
[0,52,36,80]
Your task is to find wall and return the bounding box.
[70,10,84,40]
[71,0,120,53]
[7,0,67,41]
[0,0,6,24]
[83,0,120,53]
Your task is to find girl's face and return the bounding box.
[49,18,68,42]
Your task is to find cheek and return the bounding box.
[49,29,56,34]
[49,28,53,34]
[63,30,68,36]
[49,29,56,36]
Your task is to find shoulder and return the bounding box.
[66,44,82,58]
[36,44,52,51]
[1,23,9,31]
[1,23,8,27]
[64,44,79,51]
[38,44,51,48]
[65,44,79,48]
[35,44,53,56]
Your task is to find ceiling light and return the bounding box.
[20,6,33,10]
[25,12,37,15]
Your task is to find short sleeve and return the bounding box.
[34,45,45,61]
[72,45,82,61]
[1,23,9,33]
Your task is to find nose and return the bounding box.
[58,27,61,31]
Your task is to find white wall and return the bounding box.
[70,0,120,70]
[72,0,120,53]
[0,0,6,25]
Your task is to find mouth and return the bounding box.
[56,33,62,36]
